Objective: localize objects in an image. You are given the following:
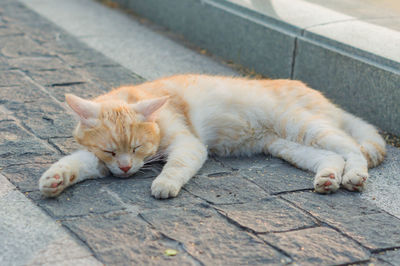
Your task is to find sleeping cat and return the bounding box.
[39,75,386,199]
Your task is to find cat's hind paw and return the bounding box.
[341,169,368,192]
[39,165,76,197]
[314,169,340,194]
[151,177,181,199]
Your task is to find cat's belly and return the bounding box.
[189,99,275,156]
[204,119,273,157]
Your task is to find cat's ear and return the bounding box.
[65,94,100,127]
[131,96,169,122]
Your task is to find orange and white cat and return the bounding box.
[39,75,386,198]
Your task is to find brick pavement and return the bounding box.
[1,1,400,265]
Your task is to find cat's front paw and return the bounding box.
[341,169,368,192]
[314,169,341,194]
[151,177,181,199]
[39,164,76,197]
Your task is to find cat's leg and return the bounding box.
[39,150,108,197]
[304,122,368,191]
[151,135,207,199]
[340,111,386,168]
[265,137,345,193]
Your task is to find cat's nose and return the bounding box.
[119,166,131,173]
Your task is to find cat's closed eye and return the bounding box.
[103,150,116,156]
[132,145,141,153]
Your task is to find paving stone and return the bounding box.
[0,112,14,122]
[48,137,81,155]
[1,35,53,58]
[0,24,23,37]
[1,153,60,169]
[260,227,370,265]
[0,77,77,140]
[105,175,203,210]
[359,257,392,266]
[0,173,15,197]
[240,161,315,194]
[184,172,269,204]
[0,88,54,117]
[28,178,124,218]
[0,83,76,138]
[1,163,52,192]
[17,110,76,139]
[215,197,317,233]
[0,102,14,121]
[0,121,55,166]
[26,68,88,86]
[2,2,60,35]
[7,56,65,71]
[326,213,400,250]
[0,77,46,104]
[0,70,28,86]
[283,191,400,250]
[0,55,9,70]
[196,157,231,176]
[216,154,273,170]
[45,82,108,102]
[13,12,67,44]
[37,38,83,56]
[28,31,112,64]
[0,73,83,141]
[12,101,75,138]
[282,191,382,222]
[63,212,197,265]
[141,205,291,265]
[0,79,86,139]
[338,257,390,266]
[377,249,400,265]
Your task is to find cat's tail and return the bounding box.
[341,111,386,168]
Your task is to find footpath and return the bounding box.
[1,0,400,265]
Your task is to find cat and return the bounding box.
[39,75,386,199]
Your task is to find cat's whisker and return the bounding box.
[140,166,161,172]
[144,160,160,166]
[144,157,165,164]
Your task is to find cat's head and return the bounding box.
[65,94,168,177]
